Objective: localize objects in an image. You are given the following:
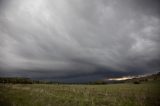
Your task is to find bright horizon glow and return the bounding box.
[108,76,135,81]
[107,73,155,81]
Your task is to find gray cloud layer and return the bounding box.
[0,0,160,82]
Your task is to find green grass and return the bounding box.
[0,81,160,106]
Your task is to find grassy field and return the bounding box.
[0,81,160,106]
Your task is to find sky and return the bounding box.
[0,0,160,82]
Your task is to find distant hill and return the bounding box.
[0,72,159,84]
[124,72,160,83]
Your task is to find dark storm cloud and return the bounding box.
[0,0,160,81]
[131,0,160,17]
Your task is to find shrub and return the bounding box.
[133,81,141,84]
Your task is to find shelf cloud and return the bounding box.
[0,0,160,82]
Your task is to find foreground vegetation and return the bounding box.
[0,80,160,106]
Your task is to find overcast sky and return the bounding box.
[0,0,160,82]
